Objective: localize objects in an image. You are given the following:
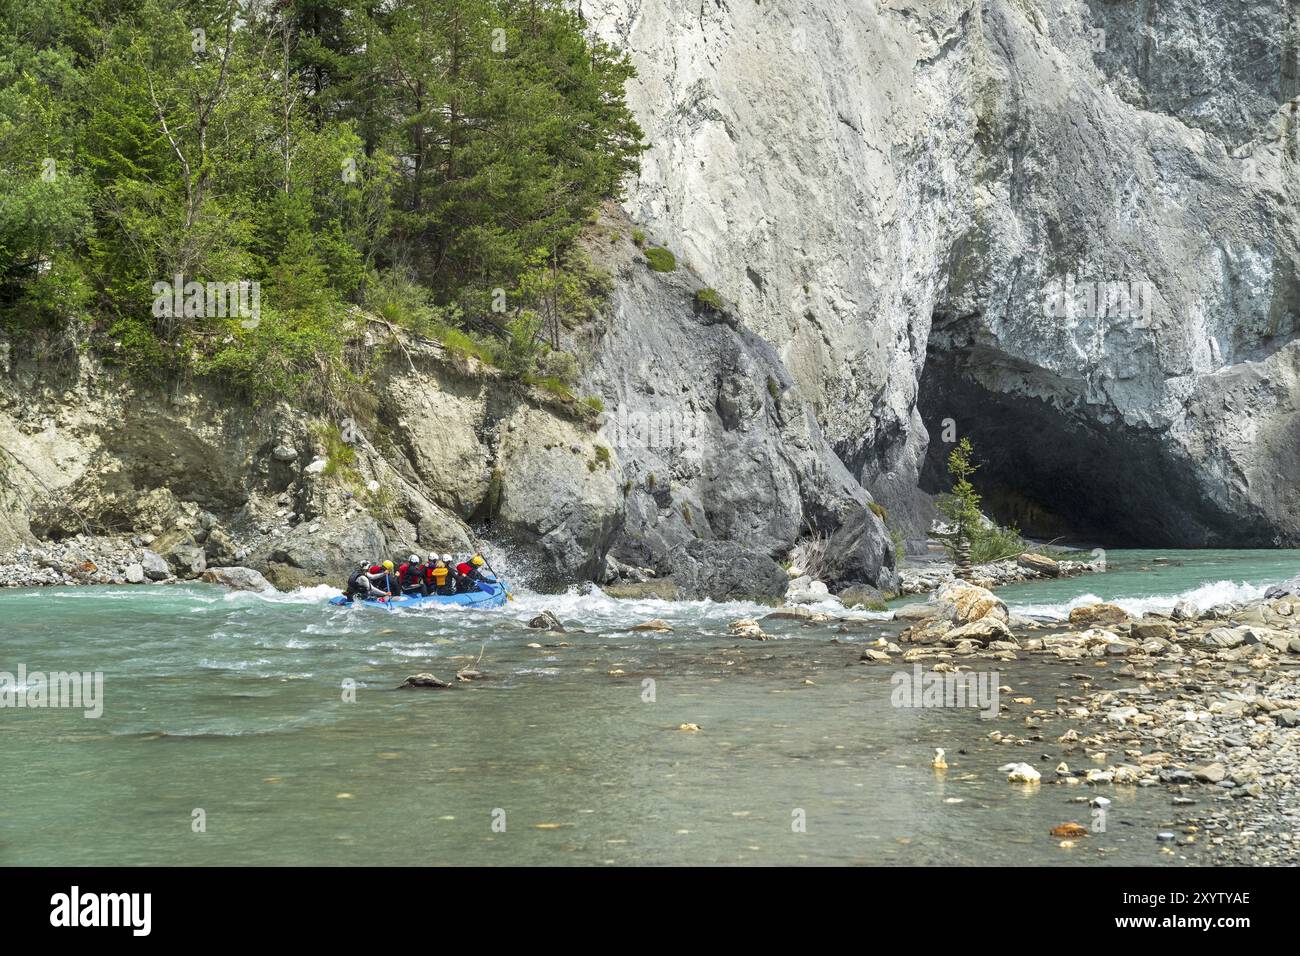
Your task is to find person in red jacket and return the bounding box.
[396,554,428,596]
[453,559,479,593]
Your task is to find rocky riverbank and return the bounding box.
[839,577,1300,862]
[897,550,1103,595]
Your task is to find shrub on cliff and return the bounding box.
[644,247,677,272]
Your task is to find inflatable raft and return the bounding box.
[329,579,508,610]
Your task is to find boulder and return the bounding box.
[256,515,388,586]
[785,575,831,604]
[1129,619,1175,641]
[820,505,898,592]
[1264,575,1300,600]
[668,540,788,602]
[934,580,1007,625]
[1068,603,1129,627]
[944,617,1014,646]
[837,583,886,608]
[199,566,276,593]
[140,549,171,581]
[124,563,146,584]
[1016,552,1061,577]
[164,542,207,578]
[527,611,565,632]
[396,673,452,690]
[894,602,939,622]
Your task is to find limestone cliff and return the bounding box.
[586,0,1300,545]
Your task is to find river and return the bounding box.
[1,548,1296,865]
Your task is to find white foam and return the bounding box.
[502,583,774,629]
[1014,579,1270,621]
[231,584,342,605]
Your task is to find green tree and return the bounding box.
[936,437,983,575]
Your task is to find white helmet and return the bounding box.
[441,553,452,563]
[408,554,420,564]
[427,554,438,564]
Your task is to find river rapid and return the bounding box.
[1,548,1296,865]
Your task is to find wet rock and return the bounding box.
[1000,762,1041,784]
[397,673,452,690]
[527,611,565,632]
[199,566,275,593]
[631,619,673,632]
[124,563,146,584]
[1264,575,1300,599]
[764,606,817,621]
[1050,822,1088,838]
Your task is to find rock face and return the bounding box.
[582,209,897,593]
[587,0,1300,547]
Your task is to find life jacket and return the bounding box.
[347,568,368,590]
[399,563,424,587]
[429,566,449,586]
[455,562,472,577]
[368,565,382,575]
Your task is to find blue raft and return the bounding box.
[329,579,509,610]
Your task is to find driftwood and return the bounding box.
[456,643,487,682]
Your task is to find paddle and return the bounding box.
[482,559,513,601]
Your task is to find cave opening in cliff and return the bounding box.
[914,333,1261,549]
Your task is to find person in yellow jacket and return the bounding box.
[425,555,454,595]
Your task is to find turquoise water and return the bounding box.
[993,549,1300,617]
[1,549,1296,866]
